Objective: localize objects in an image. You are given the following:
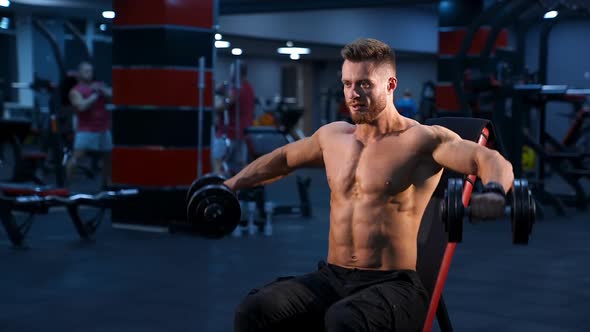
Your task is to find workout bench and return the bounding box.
[418,117,519,332]
[0,182,137,247]
[1,118,48,185]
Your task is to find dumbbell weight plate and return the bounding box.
[512,179,532,245]
[187,184,241,238]
[446,178,464,243]
[186,173,226,205]
[528,188,536,235]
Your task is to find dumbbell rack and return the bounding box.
[231,200,274,237]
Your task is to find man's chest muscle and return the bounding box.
[324,138,421,196]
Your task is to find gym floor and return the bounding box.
[1,170,589,332]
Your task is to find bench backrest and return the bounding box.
[417,117,496,332]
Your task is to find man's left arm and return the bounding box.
[92,82,112,99]
[430,125,514,194]
[430,125,514,219]
[215,86,236,113]
[100,84,112,99]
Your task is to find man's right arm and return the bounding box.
[69,89,98,111]
[224,128,324,191]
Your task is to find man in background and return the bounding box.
[395,88,418,120]
[212,62,256,175]
[67,61,112,189]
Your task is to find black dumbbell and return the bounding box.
[187,173,228,205]
[186,173,241,238]
[441,178,535,244]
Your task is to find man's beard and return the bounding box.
[349,98,386,124]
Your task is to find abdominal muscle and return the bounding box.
[327,195,421,271]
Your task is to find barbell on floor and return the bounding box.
[0,188,139,247]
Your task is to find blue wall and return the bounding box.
[526,19,590,141]
[6,4,588,140]
[219,7,439,54]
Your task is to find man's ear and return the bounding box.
[388,76,398,94]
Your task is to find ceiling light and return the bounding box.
[231,48,243,56]
[0,17,9,29]
[277,47,310,55]
[215,40,230,48]
[99,24,107,31]
[215,33,222,40]
[544,10,558,19]
[286,41,294,47]
[102,11,116,19]
[290,53,300,60]
[0,0,10,8]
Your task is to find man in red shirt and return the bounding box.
[67,61,112,188]
[212,61,256,175]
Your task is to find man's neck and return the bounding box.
[354,107,409,142]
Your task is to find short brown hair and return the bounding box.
[341,38,396,73]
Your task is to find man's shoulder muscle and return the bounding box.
[320,121,354,134]
[315,121,353,143]
[405,124,460,161]
[419,124,461,145]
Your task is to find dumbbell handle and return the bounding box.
[464,205,511,220]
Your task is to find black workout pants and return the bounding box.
[234,261,429,332]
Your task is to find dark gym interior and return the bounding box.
[1,0,589,331]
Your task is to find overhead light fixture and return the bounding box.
[0,17,9,29]
[231,48,243,56]
[215,40,230,48]
[544,10,558,19]
[277,47,311,55]
[102,11,116,19]
[99,24,107,31]
[438,0,452,12]
[0,0,10,8]
[286,41,294,47]
[215,33,222,40]
[290,53,300,60]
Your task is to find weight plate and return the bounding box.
[186,173,226,205]
[512,179,530,245]
[187,184,241,238]
[447,178,464,243]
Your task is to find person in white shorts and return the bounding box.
[67,61,113,188]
